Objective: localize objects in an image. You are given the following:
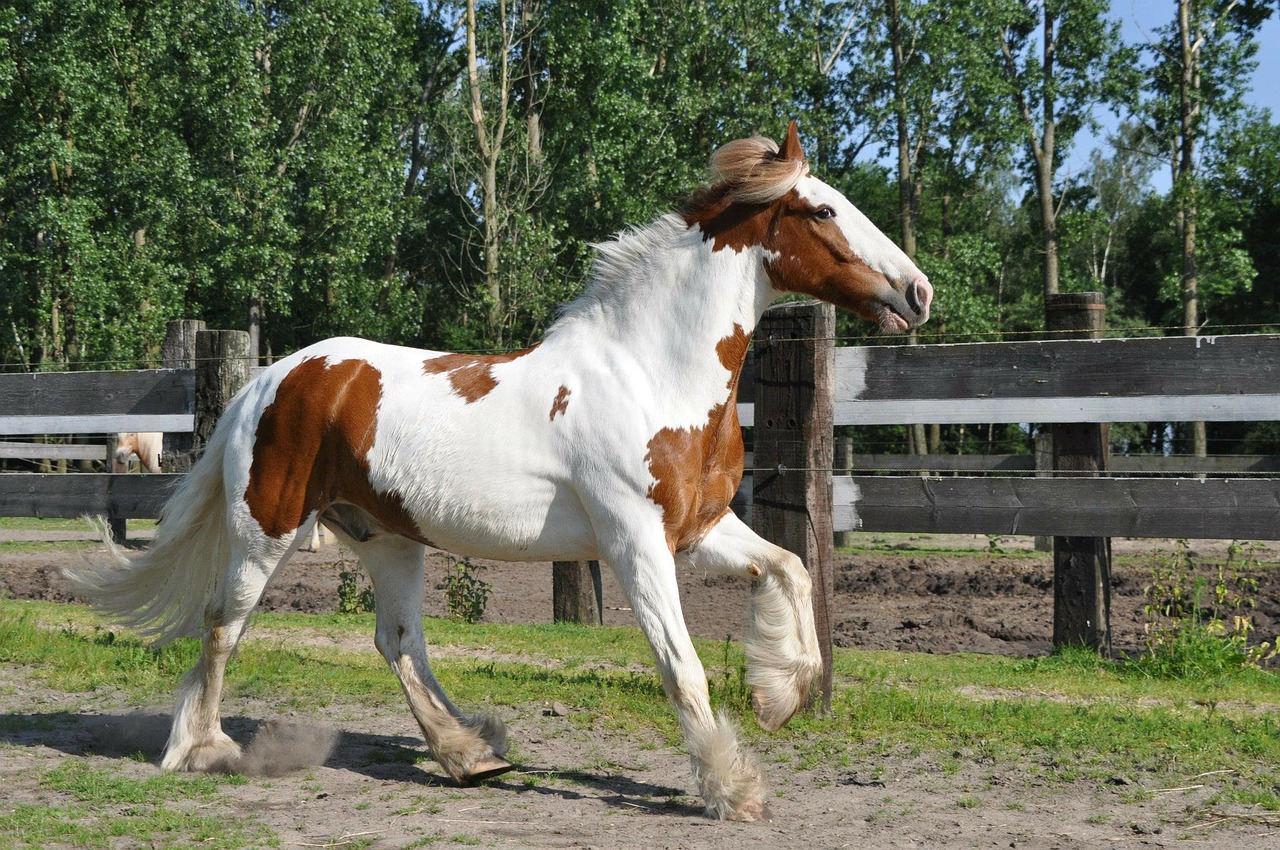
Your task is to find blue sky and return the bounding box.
[1068,0,1278,188]
[1116,0,1279,117]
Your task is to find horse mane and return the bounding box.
[698,134,805,205]
[548,133,800,333]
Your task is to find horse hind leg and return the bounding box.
[347,529,511,783]
[679,512,822,732]
[162,541,289,773]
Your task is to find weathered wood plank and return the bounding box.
[0,473,175,518]
[739,334,1280,425]
[0,369,195,416]
[838,476,1280,540]
[840,334,1280,401]
[844,453,1280,474]
[0,441,107,462]
[830,393,1279,426]
[742,393,1280,426]
[0,414,194,436]
[0,369,195,435]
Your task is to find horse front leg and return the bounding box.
[678,511,823,732]
[352,533,511,783]
[602,527,768,821]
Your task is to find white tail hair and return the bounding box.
[64,404,238,644]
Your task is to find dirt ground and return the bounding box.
[4,528,1280,848]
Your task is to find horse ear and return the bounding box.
[778,120,805,163]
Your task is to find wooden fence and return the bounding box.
[735,323,1280,541]
[3,310,1278,689]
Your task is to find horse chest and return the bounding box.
[643,395,744,554]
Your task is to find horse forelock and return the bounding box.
[703,135,806,205]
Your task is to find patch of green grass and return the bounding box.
[0,517,100,532]
[0,762,270,849]
[7,598,1280,816]
[0,803,273,850]
[43,761,245,804]
[0,517,159,554]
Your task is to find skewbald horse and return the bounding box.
[65,122,931,821]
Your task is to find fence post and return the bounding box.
[194,330,252,455]
[552,561,603,625]
[1046,292,1112,654]
[160,319,207,473]
[753,300,835,711]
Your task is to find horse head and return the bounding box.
[684,120,932,334]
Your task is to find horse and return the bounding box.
[64,122,931,822]
[112,432,163,473]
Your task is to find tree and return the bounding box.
[992,0,1137,305]
[1143,0,1274,455]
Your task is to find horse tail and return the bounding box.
[65,398,244,645]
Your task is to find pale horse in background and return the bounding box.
[112,432,163,474]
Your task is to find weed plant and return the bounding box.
[443,561,492,624]
[1135,540,1278,679]
[336,570,376,615]
[335,547,376,614]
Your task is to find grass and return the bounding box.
[0,761,271,849]
[3,596,1280,842]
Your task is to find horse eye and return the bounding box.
[814,206,836,220]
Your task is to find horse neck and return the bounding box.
[552,217,774,384]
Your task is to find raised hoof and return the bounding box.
[461,756,515,784]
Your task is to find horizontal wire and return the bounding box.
[2,322,1278,372]
[746,466,1279,478]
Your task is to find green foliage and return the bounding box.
[0,0,1275,369]
[337,569,376,616]
[1135,540,1279,679]
[710,635,752,713]
[443,561,492,624]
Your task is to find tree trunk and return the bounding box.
[1177,0,1207,458]
[466,0,512,348]
[1038,6,1060,302]
[889,0,928,457]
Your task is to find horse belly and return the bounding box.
[409,475,599,562]
[365,411,597,562]
[417,481,601,560]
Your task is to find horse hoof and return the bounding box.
[725,800,771,823]
[462,756,514,784]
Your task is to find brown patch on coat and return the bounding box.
[549,385,571,421]
[422,346,537,404]
[760,202,891,323]
[681,187,775,254]
[245,357,427,543]
[644,325,751,553]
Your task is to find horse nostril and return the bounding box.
[908,278,933,316]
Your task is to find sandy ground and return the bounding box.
[3,528,1280,848]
